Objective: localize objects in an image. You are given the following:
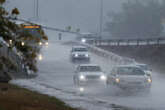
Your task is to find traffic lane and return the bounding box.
[84,54,165,109]
[37,42,76,92]
[37,42,117,92]
[39,42,165,109]
[94,77,165,109]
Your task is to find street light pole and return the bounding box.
[34,0,39,20]
[36,0,39,20]
[99,0,103,42]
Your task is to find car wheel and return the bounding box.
[106,79,111,85]
[74,77,79,86]
[73,77,77,85]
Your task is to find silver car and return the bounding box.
[71,46,90,62]
[106,65,152,91]
[73,64,107,87]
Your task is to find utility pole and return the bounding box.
[33,0,39,20]
[36,0,39,20]
[99,0,103,41]
[34,0,36,18]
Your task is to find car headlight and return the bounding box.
[147,78,152,83]
[38,54,43,61]
[79,75,85,80]
[21,42,25,46]
[100,75,107,80]
[45,42,49,46]
[85,54,89,57]
[115,78,120,83]
[81,38,86,43]
[39,42,42,46]
[9,40,12,45]
[74,54,78,57]
[79,87,84,92]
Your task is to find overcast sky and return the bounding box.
[6,0,126,32]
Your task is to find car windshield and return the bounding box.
[79,66,101,72]
[138,65,150,71]
[117,67,145,76]
[73,48,87,52]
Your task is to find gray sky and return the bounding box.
[6,0,125,32]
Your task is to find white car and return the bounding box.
[106,65,152,91]
[71,46,90,62]
[73,64,107,87]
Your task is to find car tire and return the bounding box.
[106,79,110,85]
[73,76,77,85]
[73,77,79,86]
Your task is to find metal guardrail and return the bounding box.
[88,37,165,46]
[71,41,136,65]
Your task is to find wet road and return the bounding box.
[12,32,165,110]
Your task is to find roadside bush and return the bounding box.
[0,1,48,73]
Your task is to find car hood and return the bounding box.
[118,75,148,83]
[144,70,152,74]
[79,72,105,76]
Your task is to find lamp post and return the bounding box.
[99,0,103,43]
[36,0,39,20]
[34,0,39,20]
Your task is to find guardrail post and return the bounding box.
[147,39,150,45]
[137,39,139,46]
[109,40,111,46]
[157,38,160,45]
[117,40,120,46]
[127,40,130,46]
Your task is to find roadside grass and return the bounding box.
[0,83,77,110]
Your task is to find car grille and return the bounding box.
[132,82,142,84]
[86,75,100,79]
[78,54,85,57]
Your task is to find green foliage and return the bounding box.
[0,0,47,72]
[11,8,20,15]
[0,43,2,48]
[0,62,3,70]
[38,29,48,40]
[0,56,18,71]
[0,0,5,4]
[106,0,164,37]
[66,26,72,31]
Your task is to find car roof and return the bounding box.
[135,63,147,66]
[115,65,140,68]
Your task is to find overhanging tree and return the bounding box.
[0,1,48,73]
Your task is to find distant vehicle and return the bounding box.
[106,65,152,91]
[70,46,90,62]
[77,33,99,43]
[19,24,48,47]
[135,64,152,78]
[73,64,107,88]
